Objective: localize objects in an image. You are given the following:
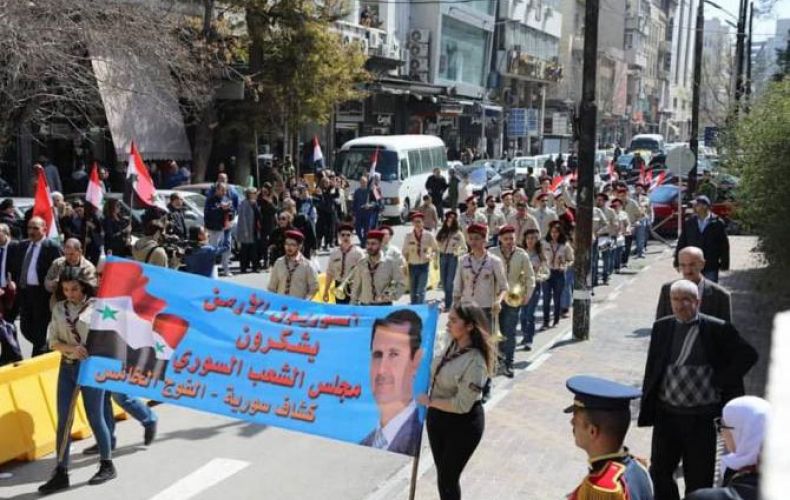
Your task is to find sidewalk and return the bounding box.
[401,236,772,500]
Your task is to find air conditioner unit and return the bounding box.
[410,29,430,43]
[368,31,383,50]
[410,57,430,73]
[409,44,429,58]
[409,70,430,83]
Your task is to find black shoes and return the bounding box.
[38,467,69,495]
[88,460,116,485]
[503,365,515,378]
[144,422,157,446]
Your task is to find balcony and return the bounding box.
[505,51,563,83]
[626,48,647,68]
[334,21,406,65]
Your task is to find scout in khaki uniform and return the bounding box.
[500,190,516,220]
[483,195,506,246]
[565,376,653,500]
[402,211,439,305]
[632,183,652,258]
[594,193,618,286]
[350,229,406,306]
[323,223,365,304]
[531,192,559,238]
[609,198,631,273]
[489,224,535,377]
[507,199,540,247]
[531,177,556,209]
[436,210,466,311]
[379,225,406,268]
[418,195,440,232]
[267,229,319,300]
[618,186,641,266]
[459,195,487,241]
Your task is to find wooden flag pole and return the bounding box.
[57,385,82,464]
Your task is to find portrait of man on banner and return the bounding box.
[360,309,424,456]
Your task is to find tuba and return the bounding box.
[333,263,359,301]
[504,270,527,308]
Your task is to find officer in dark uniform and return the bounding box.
[565,375,654,500]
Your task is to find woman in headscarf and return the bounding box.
[685,396,770,500]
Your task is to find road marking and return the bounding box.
[526,352,551,372]
[149,458,250,500]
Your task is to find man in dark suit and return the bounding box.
[639,279,757,500]
[657,246,731,322]
[674,195,729,282]
[14,216,63,356]
[0,223,23,365]
[360,309,424,456]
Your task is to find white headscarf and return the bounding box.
[721,396,771,471]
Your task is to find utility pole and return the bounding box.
[745,1,754,108]
[690,0,704,193]
[203,0,215,38]
[734,0,747,107]
[572,0,600,341]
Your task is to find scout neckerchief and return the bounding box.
[430,340,472,396]
[340,245,351,279]
[501,246,515,275]
[413,229,422,260]
[549,241,561,269]
[468,251,488,296]
[64,299,91,344]
[284,254,301,295]
[367,255,381,299]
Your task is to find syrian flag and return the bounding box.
[86,162,104,210]
[650,171,667,191]
[86,261,189,380]
[607,161,619,181]
[33,166,59,240]
[645,169,654,186]
[369,147,379,176]
[126,142,165,210]
[551,174,573,196]
[638,163,646,185]
[312,136,324,169]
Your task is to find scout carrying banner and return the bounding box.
[77,258,438,457]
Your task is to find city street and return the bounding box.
[1,230,712,500]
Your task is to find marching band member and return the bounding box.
[490,225,535,377]
[379,225,406,268]
[350,229,406,306]
[609,198,631,274]
[632,183,652,258]
[618,186,640,266]
[483,195,506,247]
[531,177,555,209]
[459,196,486,241]
[507,200,539,247]
[323,223,364,304]
[418,195,440,232]
[594,193,618,286]
[531,192,559,238]
[267,229,319,300]
[436,211,466,311]
[521,229,549,350]
[561,177,578,210]
[542,221,574,330]
[402,212,439,305]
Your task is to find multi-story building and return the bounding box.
[750,18,790,96]
[667,0,698,142]
[700,18,734,129]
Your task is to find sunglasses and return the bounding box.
[714,417,734,433]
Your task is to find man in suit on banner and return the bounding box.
[360,309,424,456]
[656,246,731,322]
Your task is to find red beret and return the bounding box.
[367,229,386,241]
[467,223,488,236]
[337,223,354,233]
[501,190,513,197]
[444,210,458,218]
[498,224,516,235]
[409,211,424,221]
[379,225,394,236]
[465,195,477,204]
[616,186,628,193]
[485,194,495,202]
[596,193,610,201]
[285,229,304,243]
[610,198,623,207]
[536,192,549,200]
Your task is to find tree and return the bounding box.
[721,79,790,270]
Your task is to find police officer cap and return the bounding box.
[563,375,641,413]
[695,195,711,206]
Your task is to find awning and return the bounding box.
[483,104,503,113]
[91,51,192,161]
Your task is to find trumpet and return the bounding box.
[334,263,359,301]
[377,279,400,303]
[504,270,527,308]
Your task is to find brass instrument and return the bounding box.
[492,310,505,343]
[504,269,527,308]
[333,263,359,301]
[378,279,400,303]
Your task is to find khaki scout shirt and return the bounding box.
[326,245,365,282]
[402,229,439,265]
[623,197,642,224]
[483,209,506,236]
[637,194,652,221]
[452,251,508,309]
[531,189,556,209]
[350,254,406,305]
[562,187,577,209]
[47,299,93,359]
[592,207,609,237]
[419,203,440,231]
[459,210,487,239]
[383,244,406,268]
[506,212,540,246]
[530,207,559,238]
[601,205,618,235]
[437,231,466,256]
[267,254,319,299]
[501,204,516,220]
[614,210,631,236]
[543,242,575,270]
[430,342,488,414]
[490,246,536,302]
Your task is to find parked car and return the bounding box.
[649,184,738,236]
[457,161,505,202]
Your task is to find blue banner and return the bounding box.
[78,258,438,456]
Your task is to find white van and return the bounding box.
[628,134,665,155]
[335,135,447,221]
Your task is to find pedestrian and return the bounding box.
[257,184,278,270]
[425,167,448,219]
[39,157,63,194]
[610,199,630,273]
[543,156,556,178]
[15,216,63,356]
[685,396,769,500]
[402,212,438,305]
[368,174,384,231]
[417,301,494,500]
[204,182,234,276]
[0,223,22,365]
[323,223,365,304]
[182,226,231,278]
[459,196,486,241]
[524,166,538,201]
[267,230,319,300]
[132,219,168,268]
[0,199,22,239]
[436,211,466,311]
[237,187,262,273]
[447,168,460,210]
[507,200,539,247]
[695,170,718,202]
[638,279,758,500]
[675,195,729,282]
[656,246,732,322]
[490,225,535,377]
[594,193,617,285]
[349,230,406,306]
[81,203,103,266]
[554,195,575,317]
[43,238,97,308]
[483,195,506,246]
[633,183,652,258]
[352,176,372,245]
[315,177,338,251]
[520,229,549,350]
[165,193,188,243]
[531,192,559,238]
[37,267,115,494]
[542,222,573,329]
[67,163,89,194]
[268,211,295,265]
[500,191,516,220]
[419,195,439,231]
[564,376,654,500]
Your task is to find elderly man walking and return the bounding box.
[675,195,729,282]
[656,246,731,322]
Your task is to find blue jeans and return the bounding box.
[104,392,157,442]
[498,303,521,365]
[439,254,458,310]
[408,263,430,304]
[561,267,574,310]
[354,210,369,245]
[521,285,541,344]
[542,270,565,326]
[635,219,649,257]
[702,269,719,283]
[56,360,111,467]
[612,245,623,272]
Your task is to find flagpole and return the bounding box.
[407,439,422,500]
[57,385,82,463]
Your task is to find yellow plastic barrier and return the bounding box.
[312,273,336,303]
[0,352,127,465]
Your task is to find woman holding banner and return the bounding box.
[418,301,495,500]
[38,267,116,494]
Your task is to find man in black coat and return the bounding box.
[656,246,731,322]
[425,168,448,219]
[674,195,729,282]
[13,216,63,356]
[639,279,757,500]
[0,223,23,365]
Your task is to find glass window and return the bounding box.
[466,0,494,15]
[431,147,446,168]
[408,150,422,176]
[336,148,399,182]
[419,149,432,174]
[439,16,488,87]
